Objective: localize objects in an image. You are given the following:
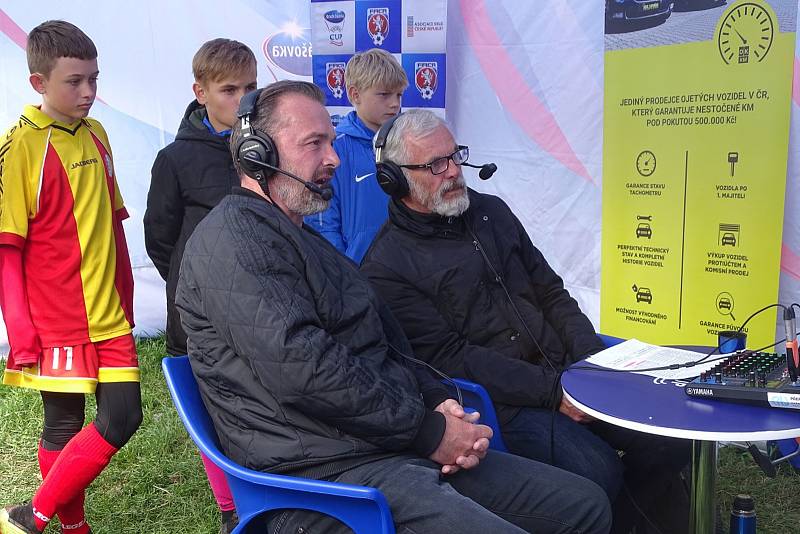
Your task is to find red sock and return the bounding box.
[31,424,117,532]
[38,443,91,534]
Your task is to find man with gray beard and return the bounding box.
[175,82,611,534]
[361,109,690,534]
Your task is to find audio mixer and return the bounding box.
[684,351,800,410]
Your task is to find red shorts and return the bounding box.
[2,334,139,393]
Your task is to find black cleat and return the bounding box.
[220,510,239,534]
[0,503,41,534]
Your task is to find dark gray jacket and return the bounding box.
[176,187,448,475]
[144,100,239,356]
[361,189,604,424]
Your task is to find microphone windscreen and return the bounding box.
[479,163,497,180]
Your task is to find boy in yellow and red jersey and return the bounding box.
[0,20,141,534]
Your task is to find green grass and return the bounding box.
[2,336,800,533]
[0,337,217,533]
[717,446,800,533]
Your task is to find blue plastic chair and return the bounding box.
[436,334,623,454]
[162,356,395,534]
[442,378,508,452]
[597,333,625,348]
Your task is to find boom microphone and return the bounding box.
[242,154,333,201]
[785,307,798,382]
[463,162,498,180]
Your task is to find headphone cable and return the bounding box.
[570,303,789,376]
[389,342,463,407]
[465,214,578,467]
[464,217,558,373]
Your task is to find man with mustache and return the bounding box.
[361,109,690,534]
[175,81,612,534]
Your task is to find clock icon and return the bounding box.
[717,2,774,64]
[636,150,656,177]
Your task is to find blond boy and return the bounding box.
[305,48,407,262]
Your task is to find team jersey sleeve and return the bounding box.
[89,119,128,219]
[112,174,128,220]
[0,125,37,248]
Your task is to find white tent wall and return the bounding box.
[0,1,797,353]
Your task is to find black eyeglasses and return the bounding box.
[399,145,469,175]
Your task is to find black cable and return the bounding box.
[548,370,566,465]
[465,216,565,466]
[389,342,463,407]
[464,219,557,373]
[747,334,798,355]
[689,303,785,367]
[623,483,664,534]
[565,306,792,533]
[569,334,795,376]
[570,304,789,376]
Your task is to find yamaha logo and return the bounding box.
[687,388,714,396]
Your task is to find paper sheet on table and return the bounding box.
[585,339,719,379]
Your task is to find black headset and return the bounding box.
[233,88,334,201]
[374,113,409,199]
[235,88,279,182]
[375,112,497,198]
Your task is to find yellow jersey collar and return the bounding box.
[22,104,88,130]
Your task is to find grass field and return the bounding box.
[2,337,799,533]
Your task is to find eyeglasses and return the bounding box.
[399,145,469,175]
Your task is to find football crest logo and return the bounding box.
[104,153,114,178]
[415,62,438,100]
[326,62,346,99]
[367,8,390,46]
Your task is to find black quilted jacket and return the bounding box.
[144,100,239,356]
[361,189,605,424]
[175,187,448,475]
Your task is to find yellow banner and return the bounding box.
[601,0,795,348]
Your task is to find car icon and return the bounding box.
[636,287,653,304]
[721,233,736,246]
[718,297,732,310]
[636,223,652,239]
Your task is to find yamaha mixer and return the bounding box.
[684,351,800,410]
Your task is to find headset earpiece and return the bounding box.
[237,134,278,179]
[376,160,408,198]
[374,113,408,199]
[235,88,279,180]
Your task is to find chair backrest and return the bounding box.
[597,333,625,348]
[442,336,626,453]
[162,356,228,468]
[162,356,395,534]
[445,378,508,452]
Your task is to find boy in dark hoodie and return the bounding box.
[143,38,256,534]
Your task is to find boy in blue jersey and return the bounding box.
[306,49,406,263]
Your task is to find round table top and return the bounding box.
[562,361,800,441]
